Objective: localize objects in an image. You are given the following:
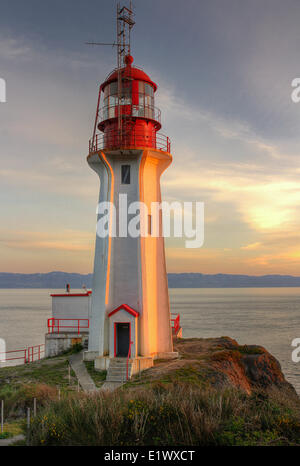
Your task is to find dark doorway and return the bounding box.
[116,323,130,357]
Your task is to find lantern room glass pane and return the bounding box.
[110,82,118,96]
[120,81,131,105]
[145,83,153,96]
[103,107,108,120]
[139,81,144,93]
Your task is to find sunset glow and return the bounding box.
[1,1,300,276]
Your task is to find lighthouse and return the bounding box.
[84,4,178,376]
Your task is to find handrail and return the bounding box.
[0,344,45,365]
[170,313,180,334]
[89,130,171,153]
[126,340,133,380]
[47,318,89,335]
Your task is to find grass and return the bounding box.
[0,344,86,392]
[0,420,24,438]
[26,383,300,446]
[0,359,72,389]
[84,362,107,387]
[1,337,300,446]
[0,351,81,422]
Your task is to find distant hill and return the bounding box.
[167,273,300,288]
[0,272,93,289]
[1,271,300,289]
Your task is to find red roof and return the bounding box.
[50,291,92,297]
[108,304,140,318]
[102,65,157,92]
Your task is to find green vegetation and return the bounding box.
[0,420,24,439]
[26,383,300,446]
[0,352,81,422]
[84,362,106,388]
[60,343,83,355]
[1,337,300,446]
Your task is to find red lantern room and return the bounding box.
[89,54,170,153]
[88,3,170,154]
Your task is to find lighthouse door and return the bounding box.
[116,323,130,357]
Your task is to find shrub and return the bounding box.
[27,383,300,446]
[0,383,57,420]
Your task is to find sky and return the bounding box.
[1,0,300,275]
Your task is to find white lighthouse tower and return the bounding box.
[85,4,178,377]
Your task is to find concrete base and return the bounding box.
[153,352,179,360]
[94,356,111,371]
[130,356,153,375]
[83,350,100,362]
[94,355,154,375]
[45,333,87,358]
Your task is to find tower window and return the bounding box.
[121,165,131,184]
[148,214,152,235]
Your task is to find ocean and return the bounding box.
[0,287,299,393]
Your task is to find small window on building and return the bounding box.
[148,214,152,236]
[121,165,131,184]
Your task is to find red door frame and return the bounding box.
[114,321,132,357]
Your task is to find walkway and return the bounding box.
[0,434,25,446]
[68,352,97,392]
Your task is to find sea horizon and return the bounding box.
[1,287,299,394]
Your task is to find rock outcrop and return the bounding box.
[130,337,296,396]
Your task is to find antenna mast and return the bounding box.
[87,2,135,149]
[116,1,135,140]
[116,1,135,69]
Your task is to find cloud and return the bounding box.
[164,159,300,234]
[241,242,262,250]
[157,84,282,160]
[0,229,94,252]
[1,18,300,275]
[0,37,32,60]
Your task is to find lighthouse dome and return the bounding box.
[102,56,157,92]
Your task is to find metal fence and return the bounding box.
[47,318,89,335]
[89,129,171,153]
[0,344,45,365]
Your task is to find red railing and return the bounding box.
[89,129,171,153]
[26,344,45,363]
[126,340,133,381]
[171,313,180,334]
[47,318,89,335]
[0,344,45,365]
